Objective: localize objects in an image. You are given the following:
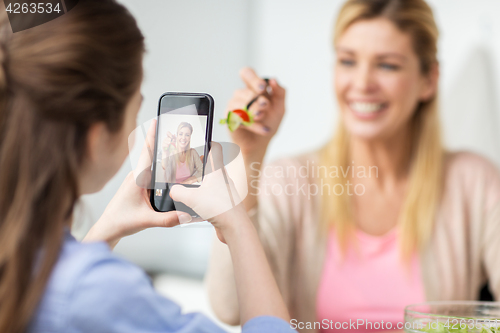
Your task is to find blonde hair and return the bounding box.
[320,0,443,259]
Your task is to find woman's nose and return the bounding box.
[353,63,376,93]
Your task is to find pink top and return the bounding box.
[175,161,191,183]
[316,228,425,332]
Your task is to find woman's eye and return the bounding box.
[339,59,355,67]
[379,63,400,71]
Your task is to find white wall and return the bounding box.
[73,0,500,277]
[250,0,342,161]
[430,0,500,165]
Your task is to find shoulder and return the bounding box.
[443,151,500,211]
[445,151,499,177]
[190,149,202,164]
[444,151,500,187]
[61,241,169,311]
[30,237,136,331]
[255,150,321,223]
[267,150,320,169]
[32,234,224,333]
[45,236,116,296]
[261,149,321,183]
[46,236,161,307]
[190,148,200,157]
[32,235,177,333]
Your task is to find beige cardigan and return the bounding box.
[206,150,500,332]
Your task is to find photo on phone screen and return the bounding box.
[156,110,207,185]
[150,93,213,215]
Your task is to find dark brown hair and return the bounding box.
[0,1,145,331]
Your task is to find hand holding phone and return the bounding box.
[162,131,176,148]
[84,120,193,248]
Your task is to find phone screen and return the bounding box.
[156,109,207,186]
[151,93,213,214]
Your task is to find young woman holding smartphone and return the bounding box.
[0,1,294,332]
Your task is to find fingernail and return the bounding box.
[255,111,263,117]
[266,85,273,95]
[259,100,268,107]
[263,126,270,133]
[179,214,192,224]
[258,82,266,92]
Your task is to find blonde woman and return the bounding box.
[161,122,203,184]
[207,0,500,332]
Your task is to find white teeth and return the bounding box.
[350,102,384,114]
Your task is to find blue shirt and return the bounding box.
[28,231,296,333]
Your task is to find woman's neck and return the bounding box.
[178,150,187,162]
[350,126,412,187]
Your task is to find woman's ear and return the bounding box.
[79,122,115,195]
[419,62,439,101]
[86,122,109,163]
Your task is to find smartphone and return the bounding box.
[150,92,214,217]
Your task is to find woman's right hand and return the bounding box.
[169,142,246,244]
[162,131,175,150]
[227,67,286,157]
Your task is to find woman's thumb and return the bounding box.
[169,184,192,205]
[144,210,190,228]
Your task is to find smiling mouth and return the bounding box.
[349,102,388,118]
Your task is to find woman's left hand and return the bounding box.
[83,120,192,248]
